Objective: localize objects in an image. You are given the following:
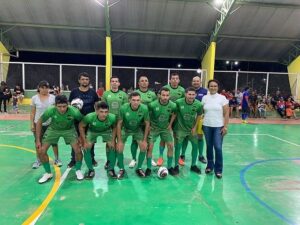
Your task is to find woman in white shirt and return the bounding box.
[31,81,61,168]
[202,79,229,179]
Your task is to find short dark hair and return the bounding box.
[170,72,179,78]
[38,80,50,88]
[129,91,141,99]
[110,76,119,81]
[158,87,170,95]
[55,95,68,105]
[185,87,196,93]
[207,79,220,88]
[95,101,109,110]
[78,72,90,80]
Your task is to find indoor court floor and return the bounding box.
[0,119,300,225]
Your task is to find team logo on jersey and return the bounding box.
[67,115,73,120]
[158,115,167,122]
[183,114,191,120]
[129,121,138,126]
[126,112,130,116]
[111,102,119,109]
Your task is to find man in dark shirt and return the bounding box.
[68,72,99,168]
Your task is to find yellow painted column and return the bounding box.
[105,37,112,90]
[201,42,216,86]
[0,42,10,82]
[287,56,300,101]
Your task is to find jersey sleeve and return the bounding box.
[93,91,99,103]
[69,90,75,102]
[222,95,229,106]
[119,105,125,121]
[31,96,36,107]
[110,114,117,126]
[73,107,84,122]
[41,106,54,123]
[102,91,108,102]
[82,114,91,126]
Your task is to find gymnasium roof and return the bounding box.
[0,0,300,64]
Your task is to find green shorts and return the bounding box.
[86,130,113,143]
[174,130,197,144]
[148,128,173,144]
[122,128,144,143]
[43,127,78,145]
[33,124,58,147]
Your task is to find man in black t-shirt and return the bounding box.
[68,72,99,168]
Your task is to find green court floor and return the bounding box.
[0,120,299,225]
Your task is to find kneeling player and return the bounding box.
[36,95,84,184]
[79,102,117,179]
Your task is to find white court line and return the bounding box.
[266,134,300,147]
[30,168,72,225]
[228,133,267,136]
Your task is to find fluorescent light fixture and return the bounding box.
[226,60,230,64]
[177,63,182,68]
[234,61,239,65]
[196,69,202,74]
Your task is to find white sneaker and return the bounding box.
[151,159,157,167]
[38,173,53,184]
[54,159,63,167]
[32,160,41,169]
[129,159,136,168]
[76,170,84,180]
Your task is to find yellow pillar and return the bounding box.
[201,42,216,86]
[287,56,300,101]
[0,42,10,82]
[105,37,112,91]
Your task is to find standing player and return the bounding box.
[241,87,250,123]
[146,87,177,176]
[102,76,128,169]
[180,76,207,164]
[116,92,150,179]
[79,102,117,179]
[68,72,99,168]
[36,95,84,183]
[129,76,156,168]
[156,72,185,166]
[173,87,203,174]
[31,81,61,169]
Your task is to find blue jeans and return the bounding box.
[202,125,224,174]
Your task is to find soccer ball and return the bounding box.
[71,98,83,110]
[157,167,168,179]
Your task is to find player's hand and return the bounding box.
[140,140,147,150]
[191,127,196,136]
[221,127,228,137]
[117,142,124,151]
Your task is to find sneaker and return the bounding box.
[54,159,63,167]
[38,173,53,184]
[136,168,146,177]
[67,160,75,168]
[190,165,201,174]
[92,159,98,167]
[76,170,84,180]
[178,155,185,166]
[156,157,164,166]
[151,159,157,167]
[85,169,95,179]
[32,160,41,169]
[215,173,223,179]
[168,167,177,176]
[108,169,117,179]
[117,169,126,179]
[198,156,207,164]
[174,165,180,175]
[128,159,136,168]
[205,167,213,174]
[145,168,152,176]
[104,160,110,170]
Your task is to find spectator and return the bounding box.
[0,81,11,113]
[229,96,239,118]
[249,90,258,118]
[276,97,286,118]
[96,82,105,99]
[285,97,297,119]
[14,84,25,104]
[12,92,19,114]
[257,99,266,118]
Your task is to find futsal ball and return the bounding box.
[71,98,83,110]
[157,167,168,179]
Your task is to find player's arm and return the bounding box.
[116,119,123,151]
[168,113,176,131]
[79,120,87,147]
[221,104,230,136]
[30,105,36,132]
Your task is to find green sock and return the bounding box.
[43,162,51,173]
[117,152,124,169]
[167,156,173,169]
[131,141,138,160]
[108,150,116,170]
[181,139,188,156]
[159,145,165,157]
[75,161,82,170]
[83,149,93,170]
[174,143,182,167]
[191,143,198,166]
[198,139,204,157]
[137,151,146,168]
[147,157,152,169]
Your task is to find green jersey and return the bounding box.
[174,98,203,132]
[163,84,185,102]
[102,90,128,115]
[82,112,117,133]
[119,103,149,132]
[148,100,176,129]
[136,89,157,106]
[41,106,83,130]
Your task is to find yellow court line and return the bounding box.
[0,144,61,225]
